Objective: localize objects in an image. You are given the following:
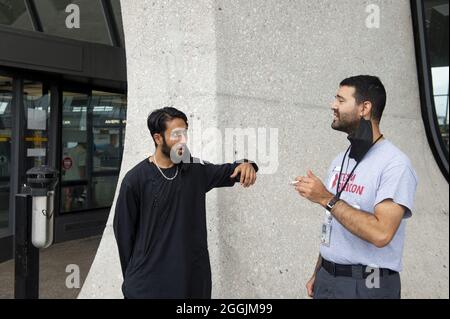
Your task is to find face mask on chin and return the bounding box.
[347,118,374,162]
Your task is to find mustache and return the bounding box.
[169,144,191,164]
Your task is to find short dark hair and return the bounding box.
[147,107,188,146]
[340,75,387,122]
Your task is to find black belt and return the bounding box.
[321,258,398,279]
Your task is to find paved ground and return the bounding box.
[0,236,101,299]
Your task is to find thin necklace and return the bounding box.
[152,154,179,181]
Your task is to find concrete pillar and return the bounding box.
[79,0,449,298]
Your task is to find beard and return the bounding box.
[332,111,360,134]
[161,137,191,164]
[161,138,172,158]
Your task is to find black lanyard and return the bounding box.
[335,135,384,199]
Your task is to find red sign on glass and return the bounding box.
[62,157,73,170]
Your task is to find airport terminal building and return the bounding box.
[0,0,127,262]
[0,0,449,298]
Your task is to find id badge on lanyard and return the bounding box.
[321,166,340,247]
[321,212,333,247]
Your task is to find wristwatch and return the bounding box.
[326,196,340,212]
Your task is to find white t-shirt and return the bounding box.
[320,139,418,272]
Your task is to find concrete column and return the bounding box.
[80,0,449,299]
[79,0,220,298]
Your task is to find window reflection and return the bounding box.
[61,92,88,212]
[0,0,34,31]
[0,0,126,48]
[23,81,51,172]
[92,91,125,210]
[431,67,449,151]
[92,91,125,172]
[0,75,12,231]
[111,0,125,47]
[61,90,126,213]
[34,0,112,45]
[425,0,449,152]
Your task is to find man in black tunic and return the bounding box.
[113,107,258,299]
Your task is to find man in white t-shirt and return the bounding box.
[294,75,418,299]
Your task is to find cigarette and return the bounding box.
[290,181,300,186]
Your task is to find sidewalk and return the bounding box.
[0,236,101,299]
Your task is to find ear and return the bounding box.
[153,133,163,146]
[361,101,373,119]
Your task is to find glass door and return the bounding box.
[23,81,51,173]
[61,91,89,212]
[0,77,52,239]
[60,89,126,213]
[91,91,126,209]
[0,76,13,235]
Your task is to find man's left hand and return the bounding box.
[294,170,334,207]
[231,163,257,188]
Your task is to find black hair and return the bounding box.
[147,107,188,146]
[340,75,387,122]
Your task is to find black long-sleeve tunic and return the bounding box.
[113,157,258,299]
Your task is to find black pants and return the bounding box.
[314,267,401,299]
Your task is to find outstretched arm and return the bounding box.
[204,160,258,192]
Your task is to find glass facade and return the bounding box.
[91,91,126,209]
[0,73,127,241]
[0,0,125,47]
[61,92,88,212]
[413,0,449,180]
[0,0,127,262]
[0,0,34,31]
[23,81,51,173]
[0,76,12,232]
[35,0,112,45]
[111,0,125,47]
[61,90,126,213]
[425,0,449,152]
